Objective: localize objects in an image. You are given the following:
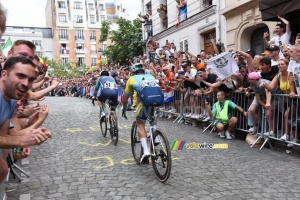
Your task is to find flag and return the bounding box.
[1,37,12,57]
[206,51,239,80]
[164,90,174,103]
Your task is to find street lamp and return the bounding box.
[144,20,152,36]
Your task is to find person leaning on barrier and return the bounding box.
[204,91,248,140]
[248,72,280,137]
[0,56,52,183]
[260,58,296,142]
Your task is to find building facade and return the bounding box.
[1,26,54,59]
[141,0,226,56]
[45,0,127,67]
[221,0,277,54]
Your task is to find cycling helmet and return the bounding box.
[100,70,110,76]
[131,64,145,74]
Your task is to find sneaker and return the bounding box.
[280,134,289,141]
[185,113,192,118]
[171,108,177,113]
[219,131,225,138]
[5,182,19,193]
[167,114,172,120]
[202,116,211,122]
[287,139,297,147]
[198,114,204,119]
[140,153,151,164]
[264,131,274,137]
[225,131,232,140]
[251,127,257,135]
[191,114,199,119]
[248,127,254,132]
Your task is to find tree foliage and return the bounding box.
[99,18,144,65]
[41,57,89,79]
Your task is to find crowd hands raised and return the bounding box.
[133,15,300,144]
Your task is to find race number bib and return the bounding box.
[103,81,117,90]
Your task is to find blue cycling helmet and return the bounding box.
[131,64,145,74]
[100,70,110,76]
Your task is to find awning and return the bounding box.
[259,0,300,21]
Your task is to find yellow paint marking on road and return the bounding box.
[65,128,90,133]
[89,126,100,131]
[79,141,111,146]
[120,158,135,165]
[95,156,114,169]
[119,138,131,143]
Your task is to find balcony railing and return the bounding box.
[59,35,68,40]
[90,36,96,41]
[75,36,85,40]
[76,49,86,54]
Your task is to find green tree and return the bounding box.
[41,57,89,79]
[99,18,144,65]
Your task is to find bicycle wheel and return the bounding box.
[151,129,171,183]
[130,121,142,164]
[109,112,118,145]
[99,115,107,137]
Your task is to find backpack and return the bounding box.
[139,78,164,106]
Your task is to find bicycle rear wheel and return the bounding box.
[130,121,142,164]
[109,112,118,145]
[151,129,171,183]
[99,115,107,137]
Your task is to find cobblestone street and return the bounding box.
[8,97,300,200]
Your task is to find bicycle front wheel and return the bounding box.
[130,121,142,164]
[151,129,172,183]
[109,112,118,145]
[99,115,107,137]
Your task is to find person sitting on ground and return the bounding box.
[205,91,248,140]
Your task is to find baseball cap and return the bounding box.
[266,45,279,51]
[248,72,261,80]
[246,49,256,58]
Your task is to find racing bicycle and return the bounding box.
[125,107,171,182]
[99,99,118,145]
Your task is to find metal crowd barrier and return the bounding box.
[158,89,300,149]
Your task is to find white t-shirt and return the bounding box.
[270,31,291,46]
[184,68,197,79]
[271,60,278,66]
[288,59,300,94]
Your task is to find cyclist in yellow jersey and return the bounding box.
[122,64,163,163]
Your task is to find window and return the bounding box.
[6,27,13,31]
[74,2,82,9]
[76,43,84,49]
[59,14,67,22]
[203,0,212,8]
[99,4,104,10]
[91,44,96,54]
[75,15,83,23]
[100,16,105,23]
[32,40,41,47]
[77,57,85,66]
[58,1,66,8]
[75,30,84,40]
[60,44,69,54]
[90,15,95,24]
[90,30,96,40]
[59,29,68,39]
[102,43,107,51]
[179,39,188,52]
[91,57,97,66]
[88,3,94,10]
[61,57,69,64]
[1,39,5,47]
